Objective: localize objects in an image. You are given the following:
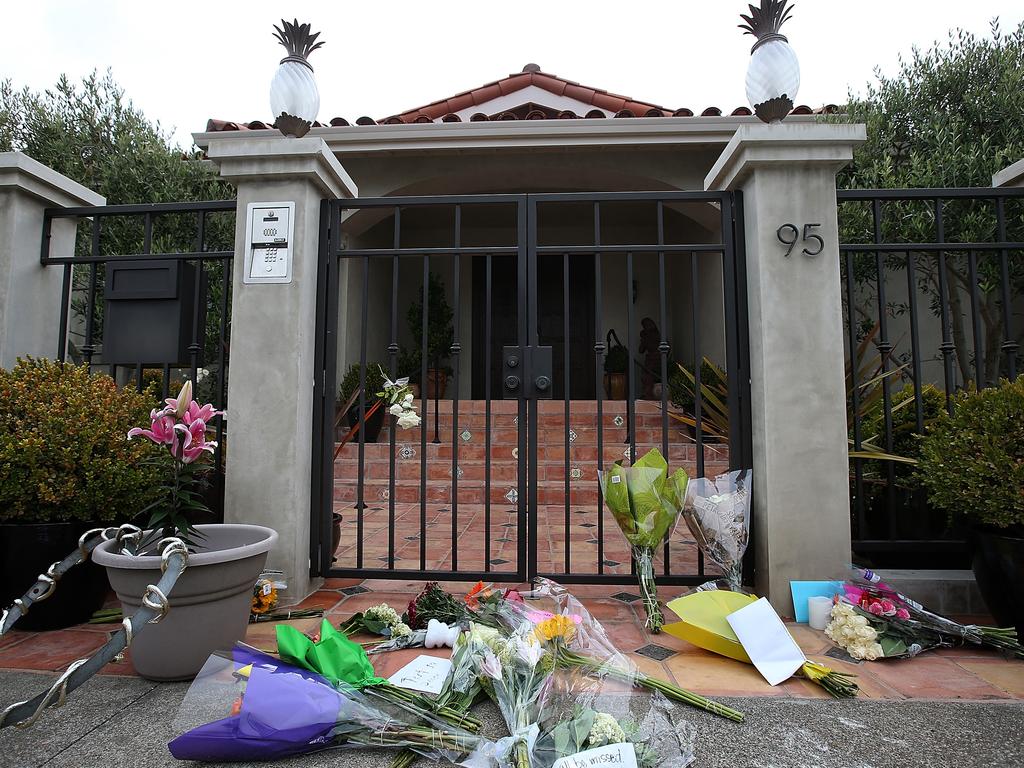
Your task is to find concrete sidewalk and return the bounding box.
[2,670,1023,768]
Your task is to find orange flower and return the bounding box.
[464,581,493,609]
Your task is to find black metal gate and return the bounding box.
[313,192,750,585]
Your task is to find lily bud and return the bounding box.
[175,380,193,420]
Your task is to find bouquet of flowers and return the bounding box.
[337,603,412,638]
[168,645,487,763]
[405,581,469,629]
[598,449,689,631]
[828,567,1023,660]
[381,370,421,430]
[681,469,752,591]
[465,592,701,767]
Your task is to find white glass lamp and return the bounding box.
[739,1,800,123]
[270,19,324,138]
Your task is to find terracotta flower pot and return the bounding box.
[92,523,277,681]
[425,369,448,399]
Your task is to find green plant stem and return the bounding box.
[560,650,744,723]
[388,689,482,768]
[366,685,482,731]
[632,546,664,632]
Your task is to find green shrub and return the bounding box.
[917,378,1024,529]
[407,272,454,365]
[396,347,422,384]
[339,363,386,405]
[856,383,946,492]
[668,360,726,412]
[0,358,160,524]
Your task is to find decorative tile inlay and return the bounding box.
[570,466,582,480]
[340,585,369,596]
[489,558,510,565]
[512,447,519,459]
[602,559,620,567]
[825,647,862,664]
[501,522,517,528]
[379,489,390,500]
[513,415,519,426]
[399,446,416,460]
[622,447,634,460]
[568,428,577,443]
[613,415,625,427]
[611,592,641,603]
[586,539,600,544]
[579,522,596,528]
[504,488,519,504]
[450,466,464,479]
[460,429,472,442]
[497,537,512,543]
[635,643,675,661]
[378,556,402,562]
[404,535,419,541]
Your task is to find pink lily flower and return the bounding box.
[174,420,217,464]
[127,410,177,446]
[164,381,193,420]
[183,400,222,426]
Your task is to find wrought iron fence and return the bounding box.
[41,200,237,514]
[838,187,1024,566]
[314,192,751,585]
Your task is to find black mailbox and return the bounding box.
[103,260,205,366]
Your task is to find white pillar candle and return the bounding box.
[808,596,833,630]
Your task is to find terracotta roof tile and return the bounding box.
[204,64,837,132]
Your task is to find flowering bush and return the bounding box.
[0,358,160,523]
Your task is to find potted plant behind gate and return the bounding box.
[603,330,629,400]
[92,380,276,680]
[917,378,1024,635]
[338,362,387,443]
[407,271,454,399]
[0,358,160,630]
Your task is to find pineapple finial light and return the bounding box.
[270,19,325,138]
[739,1,800,124]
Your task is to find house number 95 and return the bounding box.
[777,223,824,257]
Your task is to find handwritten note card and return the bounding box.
[553,743,638,768]
[387,654,453,695]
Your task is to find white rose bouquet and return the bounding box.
[379,369,421,430]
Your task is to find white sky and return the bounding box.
[5,1,1023,150]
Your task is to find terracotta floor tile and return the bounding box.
[244,616,322,651]
[0,629,106,671]
[866,655,1009,700]
[601,621,648,650]
[626,653,677,687]
[665,653,787,696]
[336,592,419,614]
[0,629,36,651]
[292,590,344,612]
[953,659,1024,697]
[322,577,366,590]
[786,624,832,656]
[578,600,640,624]
[779,676,832,699]
[802,654,902,700]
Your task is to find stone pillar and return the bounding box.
[204,136,357,599]
[993,158,1024,188]
[0,152,105,368]
[706,123,867,616]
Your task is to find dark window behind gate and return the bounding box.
[314,192,751,585]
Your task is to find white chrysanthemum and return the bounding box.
[397,411,422,430]
[390,621,411,638]
[364,603,402,627]
[588,712,626,746]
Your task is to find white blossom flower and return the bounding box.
[403,393,414,404]
[396,411,422,430]
[480,651,503,681]
[389,404,404,416]
[390,622,412,638]
[587,712,626,746]
[514,637,544,667]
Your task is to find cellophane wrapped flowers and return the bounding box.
[598,449,688,632]
[681,469,751,591]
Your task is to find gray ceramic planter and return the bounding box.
[93,523,277,681]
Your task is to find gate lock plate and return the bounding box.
[502,346,553,399]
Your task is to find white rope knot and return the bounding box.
[78,527,107,559]
[33,573,57,603]
[141,585,170,624]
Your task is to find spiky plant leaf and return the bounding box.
[739,0,795,39]
[272,18,325,61]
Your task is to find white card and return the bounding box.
[387,654,453,695]
[726,597,806,686]
[553,742,638,768]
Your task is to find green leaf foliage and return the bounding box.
[835,20,1024,388]
[917,377,1024,528]
[0,358,161,523]
[598,448,688,549]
